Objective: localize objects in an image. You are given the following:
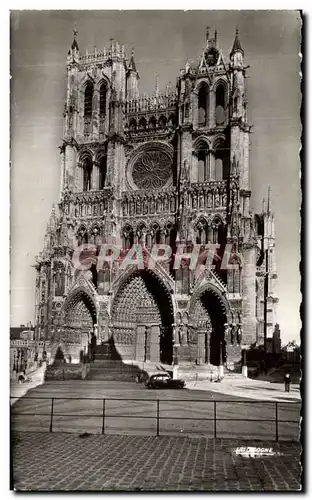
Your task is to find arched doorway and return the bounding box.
[64,289,97,344]
[111,270,174,364]
[190,288,228,366]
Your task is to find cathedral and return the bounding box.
[34,26,278,370]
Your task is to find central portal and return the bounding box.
[111,270,173,364]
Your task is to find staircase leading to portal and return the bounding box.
[86,342,244,382]
[86,343,139,381]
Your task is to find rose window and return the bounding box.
[132,150,172,189]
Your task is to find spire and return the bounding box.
[206,26,210,47]
[155,72,159,97]
[71,23,79,51]
[231,26,244,57]
[262,197,266,214]
[214,29,218,44]
[267,186,272,215]
[129,48,137,71]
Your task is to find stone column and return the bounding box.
[160,230,166,245]
[210,153,215,180]
[208,151,213,180]
[91,162,98,190]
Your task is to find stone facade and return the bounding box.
[34,27,278,367]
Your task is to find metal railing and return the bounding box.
[10,397,300,442]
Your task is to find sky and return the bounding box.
[10,10,301,343]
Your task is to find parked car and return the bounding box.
[145,372,185,389]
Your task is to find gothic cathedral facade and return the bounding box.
[34,27,278,368]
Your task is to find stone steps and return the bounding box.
[86,358,140,381]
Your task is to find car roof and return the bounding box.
[149,372,170,377]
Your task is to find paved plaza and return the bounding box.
[11,380,300,441]
[11,432,301,491]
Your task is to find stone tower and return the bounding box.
[34,26,278,371]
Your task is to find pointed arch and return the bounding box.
[158,115,167,129]
[99,81,107,116]
[197,81,209,127]
[89,223,101,245]
[194,139,209,182]
[136,221,147,244]
[164,221,177,247]
[138,116,147,129]
[195,216,209,245]
[215,79,227,126]
[82,157,93,191]
[149,116,157,129]
[110,268,175,363]
[168,113,177,128]
[213,135,230,180]
[96,147,107,190]
[84,82,94,117]
[129,118,137,131]
[63,286,97,326]
[122,223,134,250]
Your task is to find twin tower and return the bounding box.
[35,26,278,368]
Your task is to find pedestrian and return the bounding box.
[284,371,291,392]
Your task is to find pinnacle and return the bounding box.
[71,22,79,51]
[231,26,244,57]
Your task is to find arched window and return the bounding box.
[165,222,177,248]
[151,224,161,245]
[198,84,208,126]
[168,114,176,128]
[123,225,134,250]
[217,222,225,245]
[137,223,146,245]
[215,140,230,180]
[84,83,93,116]
[139,117,147,129]
[77,226,88,246]
[149,116,156,129]
[195,140,209,182]
[90,226,101,246]
[195,219,209,245]
[100,82,107,116]
[211,219,224,245]
[99,155,107,190]
[158,115,167,129]
[129,118,137,132]
[215,83,226,126]
[83,157,93,191]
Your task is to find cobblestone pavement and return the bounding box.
[11,432,301,491]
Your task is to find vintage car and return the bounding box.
[145,372,185,389]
